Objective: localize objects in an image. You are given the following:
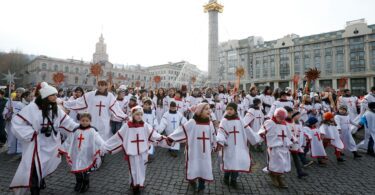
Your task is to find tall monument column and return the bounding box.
[204,0,223,85]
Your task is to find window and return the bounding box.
[279,48,290,79]
[319,80,332,89]
[255,57,261,78]
[351,78,366,96]
[228,50,238,68]
[270,56,275,77]
[335,47,345,73]
[349,36,365,72]
[294,52,301,75]
[54,64,58,71]
[370,42,375,71]
[65,66,69,73]
[263,56,268,78]
[75,67,79,74]
[75,76,79,84]
[303,51,310,72]
[41,63,47,70]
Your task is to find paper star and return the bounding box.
[2,70,19,84]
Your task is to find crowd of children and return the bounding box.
[3,81,375,195]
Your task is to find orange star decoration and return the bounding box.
[338,77,348,89]
[304,67,321,94]
[191,76,197,84]
[90,63,103,80]
[52,72,65,85]
[153,75,161,84]
[233,66,245,94]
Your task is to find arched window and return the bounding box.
[54,64,58,71]
[41,63,47,70]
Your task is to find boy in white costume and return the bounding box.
[284,107,308,178]
[243,98,264,152]
[157,101,187,157]
[102,106,166,194]
[142,97,158,156]
[267,91,293,119]
[216,103,261,188]
[167,103,216,192]
[304,117,327,166]
[110,86,128,134]
[358,102,375,157]
[337,89,359,120]
[319,112,345,162]
[63,80,127,141]
[259,107,292,189]
[334,105,362,158]
[59,113,104,193]
[10,82,78,195]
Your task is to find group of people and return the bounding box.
[1,80,375,195]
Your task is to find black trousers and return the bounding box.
[291,153,303,175]
[0,119,7,144]
[368,136,374,154]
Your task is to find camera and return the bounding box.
[41,126,53,137]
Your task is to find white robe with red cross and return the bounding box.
[242,108,264,134]
[102,121,165,188]
[214,101,225,121]
[217,117,261,173]
[286,121,305,153]
[338,96,359,119]
[9,102,78,192]
[259,119,292,174]
[168,119,216,181]
[111,98,128,122]
[334,114,358,151]
[304,126,327,158]
[59,127,104,173]
[63,90,127,140]
[319,123,344,150]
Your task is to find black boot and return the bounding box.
[297,172,308,179]
[353,151,362,158]
[79,173,90,193]
[223,173,230,185]
[197,179,205,192]
[40,179,46,189]
[337,157,345,162]
[75,173,83,191]
[30,187,40,195]
[230,179,238,189]
[132,186,140,195]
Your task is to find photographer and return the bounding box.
[9,82,78,195]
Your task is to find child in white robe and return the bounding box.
[157,101,187,157]
[259,107,292,189]
[319,112,345,162]
[216,103,261,188]
[110,88,127,134]
[142,97,158,157]
[334,105,362,158]
[213,93,225,121]
[304,117,327,166]
[243,98,264,152]
[102,106,166,194]
[284,108,308,179]
[166,103,216,192]
[59,113,104,193]
[358,102,375,157]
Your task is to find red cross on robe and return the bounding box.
[229,126,240,145]
[77,133,85,149]
[314,131,321,141]
[197,131,210,153]
[131,133,145,155]
[278,130,287,142]
[96,101,105,116]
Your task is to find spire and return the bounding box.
[93,33,109,63]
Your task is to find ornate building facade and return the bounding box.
[20,34,206,90]
[219,19,375,96]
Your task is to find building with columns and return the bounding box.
[146,61,207,88]
[19,34,207,90]
[219,19,375,96]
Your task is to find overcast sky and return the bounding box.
[1,0,374,71]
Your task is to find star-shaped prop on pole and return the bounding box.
[2,70,19,84]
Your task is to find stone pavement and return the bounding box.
[1,143,375,195]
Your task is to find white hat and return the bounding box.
[119,85,127,90]
[39,82,58,99]
[131,106,143,115]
